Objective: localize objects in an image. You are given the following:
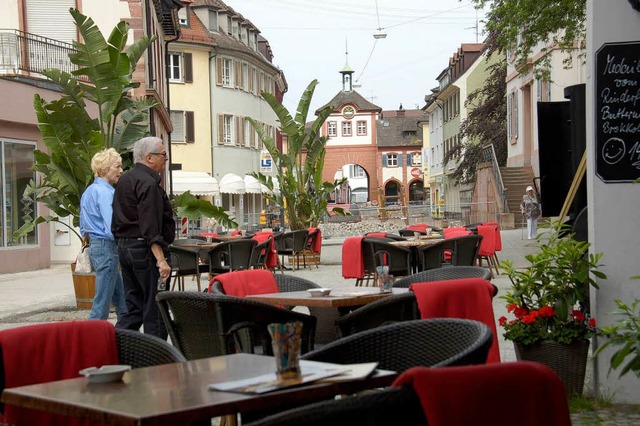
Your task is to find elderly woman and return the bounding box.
[520,185,541,240]
[79,148,127,321]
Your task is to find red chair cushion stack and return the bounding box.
[409,278,500,363]
[393,362,571,426]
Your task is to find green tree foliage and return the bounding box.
[444,33,507,184]
[470,0,586,78]
[14,9,156,241]
[14,9,234,241]
[247,80,347,230]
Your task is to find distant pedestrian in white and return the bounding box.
[521,186,541,239]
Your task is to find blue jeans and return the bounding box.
[89,239,127,321]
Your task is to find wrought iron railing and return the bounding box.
[482,143,508,212]
[0,29,79,78]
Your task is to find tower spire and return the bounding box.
[340,39,354,92]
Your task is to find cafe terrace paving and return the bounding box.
[1,229,639,424]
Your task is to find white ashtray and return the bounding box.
[308,288,331,297]
[79,365,131,384]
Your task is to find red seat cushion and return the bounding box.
[210,269,278,296]
[0,321,118,426]
[409,278,500,363]
[393,362,571,426]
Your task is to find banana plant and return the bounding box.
[14,9,232,242]
[247,80,348,230]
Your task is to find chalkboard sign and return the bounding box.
[595,41,640,183]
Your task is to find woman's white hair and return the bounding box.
[91,148,121,177]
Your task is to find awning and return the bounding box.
[172,171,219,195]
[219,173,246,194]
[244,175,262,194]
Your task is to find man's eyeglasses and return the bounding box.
[149,152,168,158]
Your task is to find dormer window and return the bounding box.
[178,7,188,26]
[227,16,232,36]
[208,10,218,32]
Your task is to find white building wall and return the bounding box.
[506,46,586,174]
[326,113,374,146]
[587,0,640,404]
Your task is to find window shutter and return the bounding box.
[238,117,245,146]
[407,153,412,166]
[382,154,387,167]
[235,116,241,146]
[184,53,193,83]
[514,91,519,138]
[185,111,195,142]
[217,115,224,144]
[216,57,223,86]
[398,154,403,167]
[234,61,241,88]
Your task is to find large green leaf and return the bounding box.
[171,192,238,229]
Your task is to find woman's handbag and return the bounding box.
[74,244,93,274]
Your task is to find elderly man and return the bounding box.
[112,137,175,339]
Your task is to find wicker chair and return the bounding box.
[364,239,413,279]
[392,266,497,296]
[156,291,316,360]
[276,230,309,271]
[211,274,342,345]
[393,266,492,287]
[335,292,420,337]
[207,239,257,276]
[115,328,186,367]
[169,245,203,291]
[243,386,426,426]
[249,236,274,270]
[302,318,492,372]
[358,237,394,287]
[415,239,454,271]
[448,234,483,267]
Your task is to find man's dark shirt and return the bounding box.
[112,163,175,248]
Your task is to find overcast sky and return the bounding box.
[230,0,487,117]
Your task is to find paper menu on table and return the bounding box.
[208,364,350,394]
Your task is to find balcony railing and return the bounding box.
[482,143,508,212]
[0,29,80,79]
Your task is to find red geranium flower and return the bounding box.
[538,306,556,318]
[572,310,585,322]
[588,318,596,327]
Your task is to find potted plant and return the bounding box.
[247,79,348,231]
[594,282,640,378]
[498,222,606,396]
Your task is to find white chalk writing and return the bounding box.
[603,55,640,75]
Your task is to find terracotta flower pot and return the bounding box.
[514,339,589,397]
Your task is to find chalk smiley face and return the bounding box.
[602,137,626,165]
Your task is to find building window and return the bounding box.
[178,7,188,26]
[357,120,367,136]
[387,153,398,167]
[327,121,337,137]
[170,111,194,143]
[536,77,551,102]
[342,121,352,137]
[222,59,232,86]
[508,90,519,143]
[208,10,218,31]
[411,152,422,166]
[227,16,232,36]
[223,115,233,145]
[167,53,182,82]
[1,139,37,247]
[350,164,365,178]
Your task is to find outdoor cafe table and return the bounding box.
[390,237,445,273]
[246,287,409,309]
[1,353,397,426]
